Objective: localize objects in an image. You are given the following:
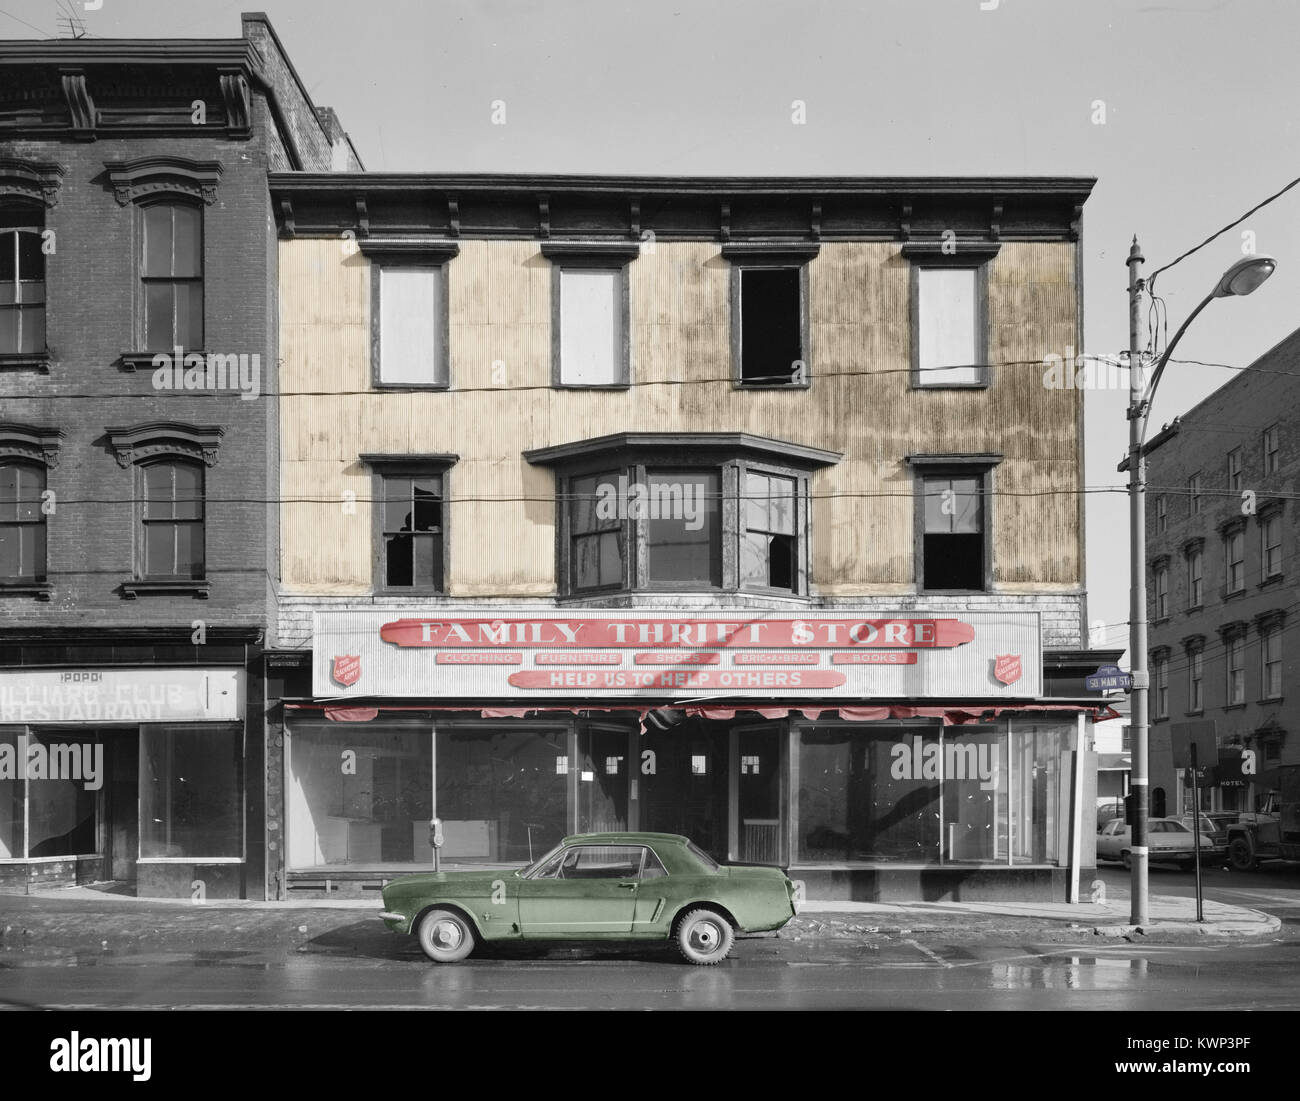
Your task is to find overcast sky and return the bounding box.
[6,0,1298,657]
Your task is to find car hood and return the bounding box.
[383,870,516,898]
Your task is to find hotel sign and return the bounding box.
[313,609,1042,700]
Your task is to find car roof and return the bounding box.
[559,832,690,847]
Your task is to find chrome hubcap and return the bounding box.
[689,921,720,951]
[432,920,462,950]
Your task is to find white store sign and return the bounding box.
[312,609,1043,700]
[0,668,244,724]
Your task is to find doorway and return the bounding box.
[732,724,784,865]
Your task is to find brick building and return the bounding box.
[1144,328,1299,817]
[265,172,1113,902]
[0,15,359,897]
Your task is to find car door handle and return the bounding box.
[618,882,636,889]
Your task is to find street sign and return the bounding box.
[1170,720,1218,771]
[1085,663,1133,691]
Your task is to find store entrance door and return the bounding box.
[732,725,784,865]
[104,730,139,883]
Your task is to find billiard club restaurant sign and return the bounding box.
[312,610,1042,700]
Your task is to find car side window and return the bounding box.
[562,845,644,879]
[641,848,668,879]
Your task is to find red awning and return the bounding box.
[285,701,1120,730]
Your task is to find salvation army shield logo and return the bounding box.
[993,654,1022,686]
[331,655,361,688]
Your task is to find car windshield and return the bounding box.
[686,840,720,872]
[520,843,565,878]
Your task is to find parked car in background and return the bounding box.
[379,832,798,965]
[1179,812,1236,851]
[1096,817,1218,870]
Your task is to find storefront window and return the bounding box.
[941,727,1006,863]
[798,726,941,862]
[26,730,98,857]
[1009,722,1064,865]
[0,729,25,858]
[140,724,241,859]
[436,725,569,865]
[288,721,431,868]
[797,721,1068,866]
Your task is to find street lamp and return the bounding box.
[1124,242,1275,925]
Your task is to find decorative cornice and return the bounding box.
[104,156,224,206]
[59,67,96,136]
[218,68,252,136]
[356,237,459,261]
[106,421,224,468]
[358,452,459,470]
[0,159,65,208]
[268,174,1096,243]
[0,423,64,468]
[1181,634,1206,651]
[525,432,842,469]
[720,241,820,263]
[1182,536,1205,554]
[901,240,1002,263]
[905,452,1004,468]
[539,240,640,265]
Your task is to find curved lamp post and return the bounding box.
[1124,243,1276,925]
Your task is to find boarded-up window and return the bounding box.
[560,268,623,385]
[917,267,979,385]
[921,474,984,590]
[379,266,442,385]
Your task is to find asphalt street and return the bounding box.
[2,862,1299,1011]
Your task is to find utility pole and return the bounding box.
[1126,236,1150,925]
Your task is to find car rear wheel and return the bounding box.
[675,909,735,966]
[1228,837,1257,872]
[417,908,476,963]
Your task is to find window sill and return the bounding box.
[1259,574,1285,590]
[911,379,991,391]
[120,350,207,371]
[1258,695,1284,705]
[371,381,451,392]
[121,579,211,599]
[0,351,51,372]
[1184,708,1204,717]
[1222,587,1246,601]
[1152,616,1171,627]
[734,378,812,390]
[1186,602,1204,613]
[554,382,632,391]
[375,587,448,597]
[1223,702,1247,711]
[0,581,52,600]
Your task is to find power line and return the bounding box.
[1147,169,1300,289]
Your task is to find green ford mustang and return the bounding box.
[379,831,797,965]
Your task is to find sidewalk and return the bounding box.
[0,882,1279,955]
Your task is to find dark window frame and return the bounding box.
[1183,538,1205,609]
[541,240,636,390]
[1221,519,1246,595]
[1227,446,1243,493]
[137,457,206,582]
[0,423,60,598]
[108,421,221,600]
[723,242,819,390]
[527,433,838,599]
[1263,423,1280,475]
[360,452,458,595]
[138,196,205,353]
[907,453,1001,593]
[0,203,48,362]
[903,240,999,390]
[361,239,458,392]
[1188,471,1202,515]
[1259,504,1283,581]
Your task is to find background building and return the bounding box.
[1144,328,1298,817]
[0,15,359,897]
[266,172,1111,901]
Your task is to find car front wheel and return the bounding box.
[675,909,735,966]
[417,908,476,963]
[1228,837,1257,872]
[1120,850,1132,870]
